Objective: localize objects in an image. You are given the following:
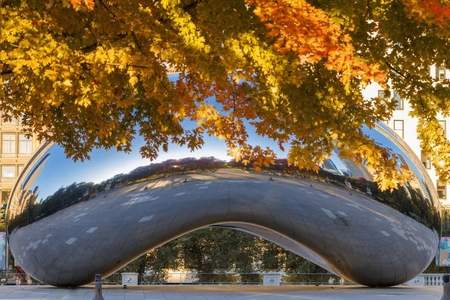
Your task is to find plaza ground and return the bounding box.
[0,285,443,300]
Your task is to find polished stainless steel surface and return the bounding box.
[6,124,441,287]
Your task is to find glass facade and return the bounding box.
[436,66,447,81]
[439,120,446,135]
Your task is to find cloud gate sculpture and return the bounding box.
[6,123,440,287]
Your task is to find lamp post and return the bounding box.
[442,274,450,300]
[93,274,104,300]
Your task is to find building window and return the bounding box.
[393,92,404,110]
[393,120,404,138]
[436,66,447,81]
[438,181,447,200]
[18,134,32,154]
[421,152,432,169]
[1,165,16,178]
[2,133,16,154]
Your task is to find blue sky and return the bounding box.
[29,121,287,199]
[29,123,424,200]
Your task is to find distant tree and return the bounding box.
[1,0,448,190]
[118,227,330,283]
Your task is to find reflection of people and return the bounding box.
[440,250,450,265]
[440,238,450,266]
[15,266,26,285]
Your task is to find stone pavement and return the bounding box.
[0,285,443,300]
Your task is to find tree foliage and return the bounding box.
[0,0,448,190]
[120,227,326,282]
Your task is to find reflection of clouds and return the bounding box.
[32,139,233,199]
[33,133,286,200]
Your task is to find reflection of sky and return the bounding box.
[29,123,426,200]
[31,123,286,199]
[328,151,350,174]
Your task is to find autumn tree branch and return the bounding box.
[384,60,409,80]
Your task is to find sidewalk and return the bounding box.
[0,285,443,300]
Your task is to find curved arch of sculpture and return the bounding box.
[6,124,441,287]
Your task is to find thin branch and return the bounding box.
[384,60,409,80]
[131,32,145,54]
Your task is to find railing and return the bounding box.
[102,272,346,286]
[421,273,445,286]
[0,271,346,286]
[404,273,450,286]
[1,271,447,286]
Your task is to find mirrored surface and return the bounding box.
[6,124,441,287]
[7,124,440,233]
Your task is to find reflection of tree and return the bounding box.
[233,158,440,232]
[40,182,95,217]
[341,176,440,232]
[9,157,226,231]
[8,189,40,232]
[117,227,327,284]
[441,211,450,236]
[10,157,440,236]
[96,156,225,191]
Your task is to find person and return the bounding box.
[14,266,26,285]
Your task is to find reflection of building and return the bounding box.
[0,113,40,209]
[365,65,449,207]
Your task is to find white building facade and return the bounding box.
[386,100,448,205]
[364,65,449,207]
